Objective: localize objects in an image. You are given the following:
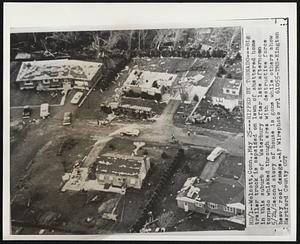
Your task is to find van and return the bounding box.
[40,103,50,119]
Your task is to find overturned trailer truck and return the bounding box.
[100,102,155,119]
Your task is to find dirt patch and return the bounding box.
[99,137,136,156]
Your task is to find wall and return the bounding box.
[211,96,239,111]
[96,172,142,189]
[177,198,244,217]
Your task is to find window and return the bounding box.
[208,202,217,209]
[24,80,33,85]
[232,90,236,94]
[130,178,136,185]
[216,97,223,103]
[224,206,234,213]
[42,80,50,85]
[236,209,244,215]
[195,202,203,208]
[226,89,230,93]
[184,202,189,212]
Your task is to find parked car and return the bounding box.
[119,128,140,137]
[71,92,84,105]
[40,103,50,119]
[63,112,72,126]
[22,105,32,119]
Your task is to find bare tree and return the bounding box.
[173,29,183,49]
[152,29,170,50]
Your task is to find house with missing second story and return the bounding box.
[122,69,177,100]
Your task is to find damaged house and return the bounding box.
[100,102,154,119]
[16,59,102,91]
[84,153,151,194]
[176,147,245,219]
[206,77,242,111]
[122,69,177,101]
[176,176,245,217]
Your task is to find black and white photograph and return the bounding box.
[9,26,245,235]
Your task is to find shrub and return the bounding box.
[161,152,168,159]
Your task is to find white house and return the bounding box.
[207,77,242,111]
[16,59,102,91]
[122,69,177,99]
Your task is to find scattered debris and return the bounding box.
[132,141,146,156]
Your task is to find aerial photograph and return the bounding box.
[10,26,245,234]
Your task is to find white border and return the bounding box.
[3,3,297,241]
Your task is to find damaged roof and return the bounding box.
[16,59,102,82]
[96,153,146,178]
[124,69,177,89]
[178,176,244,206]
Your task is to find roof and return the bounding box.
[177,176,244,206]
[207,77,242,100]
[16,59,102,82]
[123,69,177,89]
[96,153,146,178]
